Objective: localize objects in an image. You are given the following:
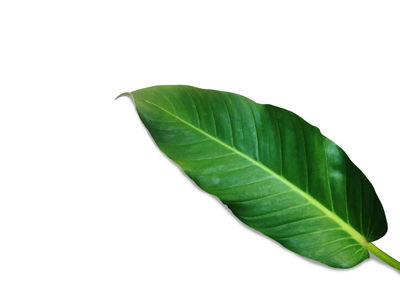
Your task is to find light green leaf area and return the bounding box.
[125,85,387,268]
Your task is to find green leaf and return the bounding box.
[121,85,393,269]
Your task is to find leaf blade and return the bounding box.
[129,85,387,268]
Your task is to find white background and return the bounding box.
[1,0,399,282]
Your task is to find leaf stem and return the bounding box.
[366,243,400,271]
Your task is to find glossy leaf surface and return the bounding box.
[124,85,387,268]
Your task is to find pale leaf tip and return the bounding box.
[115,92,132,101]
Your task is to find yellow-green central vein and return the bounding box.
[140,97,368,247]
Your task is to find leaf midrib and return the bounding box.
[138,97,368,247]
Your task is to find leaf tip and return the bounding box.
[115,92,132,101]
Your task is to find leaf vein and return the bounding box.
[237,202,311,219]
[140,98,368,246]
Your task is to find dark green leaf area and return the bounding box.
[130,85,387,268]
